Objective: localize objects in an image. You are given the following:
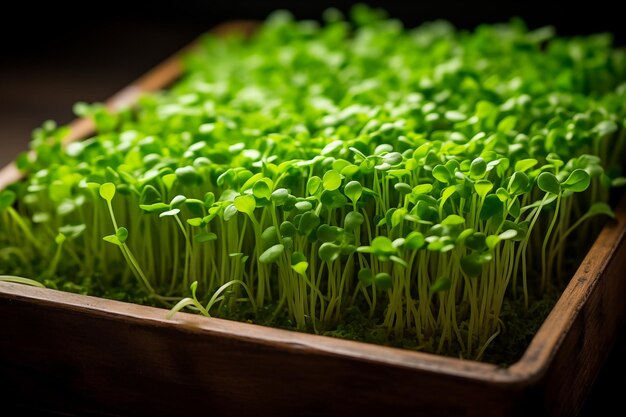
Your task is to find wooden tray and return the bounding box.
[1,21,625,417]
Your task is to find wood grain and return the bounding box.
[1,20,626,417]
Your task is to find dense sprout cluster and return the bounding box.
[1,7,625,359]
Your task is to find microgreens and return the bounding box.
[1,6,625,360]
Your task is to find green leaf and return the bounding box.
[461,254,482,277]
[323,170,342,191]
[394,182,412,195]
[341,244,357,256]
[388,169,410,179]
[480,194,503,220]
[282,236,293,250]
[390,208,406,228]
[115,227,129,243]
[415,200,438,223]
[175,165,200,186]
[271,188,289,205]
[54,233,66,245]
[496,187,510,202]
[219,190,239,203]
[476,100,497,118]
[32,212,50,223]
[470,158,486,178]
[204,192,216,208]
[611,177,626,187]
[430,276,451,293]
[317,224,342,243]
[282,195,297,211]
[140,185,162,205]
[320,190,347,209]
[374,272,392,290]
[280,221,297,237]
[465,233,487,251]
[344,211,364,231]
[195,231,217,243]
[217,169,235,187]
[170,195,187,208]
[546,153,564,169]
[509,197,521,218]
[289,251,309,275]
[160,208,181,218]
[262,226,279,248]
[497,115,517,132]
[187,217,204,227]
[291,261,309,275]
[508,172,529,196]
[461,252,492,278]
[253,180,272,200]
[593,120,618,137]
[498,229,517,240]
[360,236,397,260]
[587,202,615,218]
[49,181,71,203]
[317,224,343,242]
[162,173,177,191]
[99,183,116,202]
[372,236,396,255]
[474,180,493,198]
[0,275,45,288]
[537,172,561,194]
[392,238,405,249]
[259,244,285,263]
[234,194,257,216]
[295,201,313,212]
[319,242,342,262]
[505,220,528,241]
[514,158,538,172]
[432,165,451,183]
[561,169,590,192]
[240,173,264,191]
[0,190,16,212]
[358,268,374,287]
[58,224,86,239]
[344,180,363,202]
[298,212,320,236]
[445,110,466,122]
[413,184,433,195]
[404,231,425,250]
[291,251,307,265]
[440,185,456,204]
[457,228,474,243]
[486,235,501,249]
[441,214,465,226]
[103,234,121,246]
[390,255,407,267]
[307,176,322,195]
[383,152,403,165]
[140,203,170,213]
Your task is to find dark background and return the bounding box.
[1,1,625,415]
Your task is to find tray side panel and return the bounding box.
[0,291,522,417]
[504,193,626,416]
[543,224,626,416]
